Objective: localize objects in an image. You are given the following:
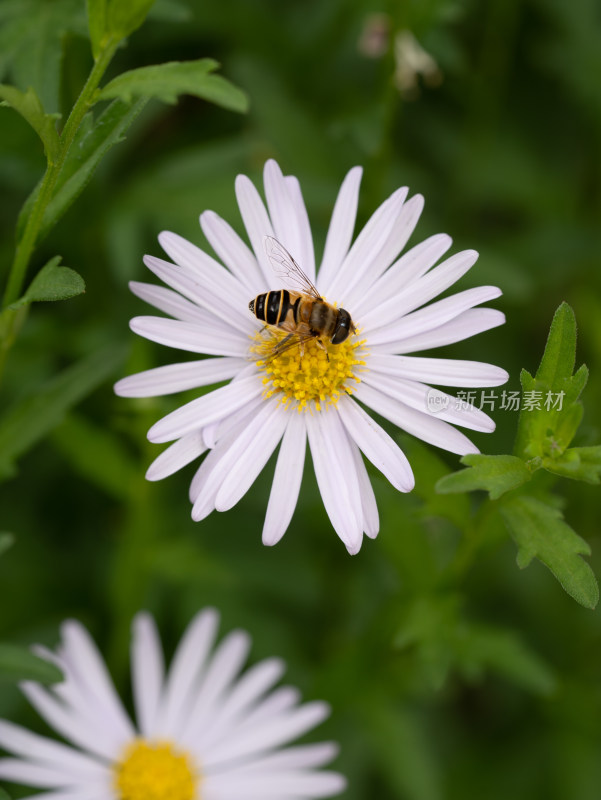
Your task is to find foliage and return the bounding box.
[0,1,600,799]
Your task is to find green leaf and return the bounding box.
[8,257,86,309]
[106,0,156,40]
[515,303,589,462]
[98,59,249,112]
[436,454,532,500]
[544,445,601,484]
[0,643,63,684]
[37,98,147,242]
[0,84,59,162]
[0,786,12,800]
[51,414,139,499]
[0,532,14,557]
[0,343,127,478]
[536,301,577,385]
[500,495,598,608]
[87,0,107,60]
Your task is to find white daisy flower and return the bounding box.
[0,609,345,800]
[115,159,508,554]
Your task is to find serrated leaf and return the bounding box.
[87,0,107,60]
[0,84,59,161]
[500,495,598,608]
[0,343,127,478]
[436,454,532,500]
[544,445,601,484]
[0,532,14,557]
[0,643,63,684]
[106,0,156,40]
[535,301,576,384]
[515,303,589,462]
[98,59,249,112]
[38,99,147,242]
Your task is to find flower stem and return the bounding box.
[2,40,119,309]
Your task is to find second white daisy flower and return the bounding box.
[115,160,508,553]
[0,609,344,800]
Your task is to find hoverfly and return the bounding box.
[249,236,356,359]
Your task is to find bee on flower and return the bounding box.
[115,160,508,554]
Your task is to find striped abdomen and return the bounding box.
[249,290,296,327]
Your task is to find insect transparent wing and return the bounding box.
[264,236,321,299]
[264,331,316,362]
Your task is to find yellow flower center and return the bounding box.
[250,328,366,411]
[114,740,198,800]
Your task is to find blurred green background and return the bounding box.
[1,0,601,798]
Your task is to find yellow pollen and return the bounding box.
[250,328,367,411]
[114,740,197,800]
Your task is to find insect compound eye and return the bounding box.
[248,299,255,313]
[331,309,352,345]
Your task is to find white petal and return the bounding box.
[20,683,121,761]
[147,369,263,443]
[202,701,330,767]
[19,789,111,800]
[264,160,306,273]
[188,399,262,502]
[336,395,414,492]
[366,285,502,347]
[115,357,246,397]
[129,315,250,358]
[143,254,253,335]
[377,307,506,354]
[344,193,424,310]
[262,413,307,546]
[367,353,509,387]
[0,758,94,787]
[359,248,479,332]
[200,209,264,293]
[158,230,249,310]
[59,621,134,742]
[231,742,340,772]
[284,175,315,281]
[131,613,164,737]
[306,411,363,554]
[348,438,379,538]
[155,608,220,739]
[0,721,107,778]
[351,233,452,319]
[235,174,276,284]
[324,186,408,302]
[146,431,207,481]
[201,658,286,743]
[317,166,362,288]
[204,768,345,799]
[234,686,301,732]
[215,402,288,511]
[129,281,207,323]
[190,397,279,520]
[364,372,495,432]
[355,382,478,456]
[180,630,251,746]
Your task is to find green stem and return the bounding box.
[2,40,119,309]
